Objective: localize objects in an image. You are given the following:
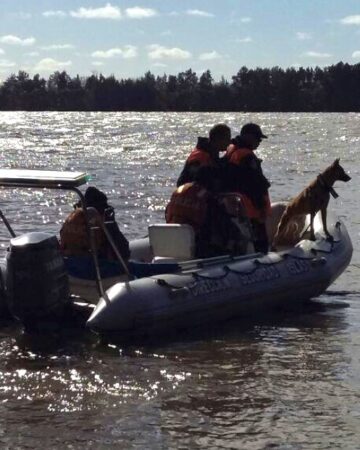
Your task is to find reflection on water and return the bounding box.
[0,112,359,448]
[0,300,357,448]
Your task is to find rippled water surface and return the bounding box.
[0,112,359,449]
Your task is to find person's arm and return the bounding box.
[228,155,269,209]
[176,162,201,187]
[243,156,271,209]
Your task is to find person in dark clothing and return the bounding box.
[167,166,219,257]
[60,187,130,264]
[224,123,271,253]
[168,166,253,258]
[176,123,231,188]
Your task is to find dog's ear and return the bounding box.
[333,158,340,166]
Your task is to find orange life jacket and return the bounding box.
[225,145,253,164]
[165,182,210,232]
[225,145,271,220]
[186,148,214,166]
[60,208,106,257]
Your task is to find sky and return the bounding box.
[1,0,360,81]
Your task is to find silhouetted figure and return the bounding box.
[224,123,271,253]
[177,123,231,188]
[60,187,130,265]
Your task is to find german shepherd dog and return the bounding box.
[273,159,351,246]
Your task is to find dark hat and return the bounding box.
[84,186,108,209]
[240,123,267,139]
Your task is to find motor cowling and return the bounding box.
[5,232,70,324]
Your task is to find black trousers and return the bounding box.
[251,220,269,254]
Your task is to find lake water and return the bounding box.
[0,112,359,449]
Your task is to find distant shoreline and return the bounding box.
[0,110,358,113]
[1,62,359,113]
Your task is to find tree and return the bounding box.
[198,70,214,111]
[1,62,360,112]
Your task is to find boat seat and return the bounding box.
[148,224,195,261]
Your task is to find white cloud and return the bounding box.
[34,58,72,72]
[92,61,104,66]
[41,44,75,50]
[0,35,36,46]
[235,37,253,43]
[296,32,312,40]
[0,59,15,68]
[43,10,67,18]
[44,5,158,21]
[340,15,360,25]
[91,46,138,59]
[186,9,214,18]
[199,51,221,61]
[148,44,192,60]
[240,17,252,23]
[0,48,4,55]
[92,48,122,58]
[125,7,157,19]
[152,62,167,67]
[302,51,332,58]
[25,51,40,57]
[121,46,138,58]
[70,3,122,20]
[352,50,360,58]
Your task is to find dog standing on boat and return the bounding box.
[273,159,351,245]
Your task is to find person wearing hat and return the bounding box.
[224,123,271,253]
[176,123,231,188]
[60,187,130,263]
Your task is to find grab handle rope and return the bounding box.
[154,231,340,289]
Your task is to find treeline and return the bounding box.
[1,62,360,112]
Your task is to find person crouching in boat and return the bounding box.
[166,167,253,258]
[223,123,271,253]
[60,187,130,265]
[176,123,231,187]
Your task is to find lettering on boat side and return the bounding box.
[239,266,280,286]
[189,278,231,297]
[285,259,311,275]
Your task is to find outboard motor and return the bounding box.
[5,232,70,328]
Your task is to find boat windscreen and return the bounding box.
[0,169,90,188]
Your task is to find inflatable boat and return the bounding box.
[0,170,353,340]
[87,216,353,339]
